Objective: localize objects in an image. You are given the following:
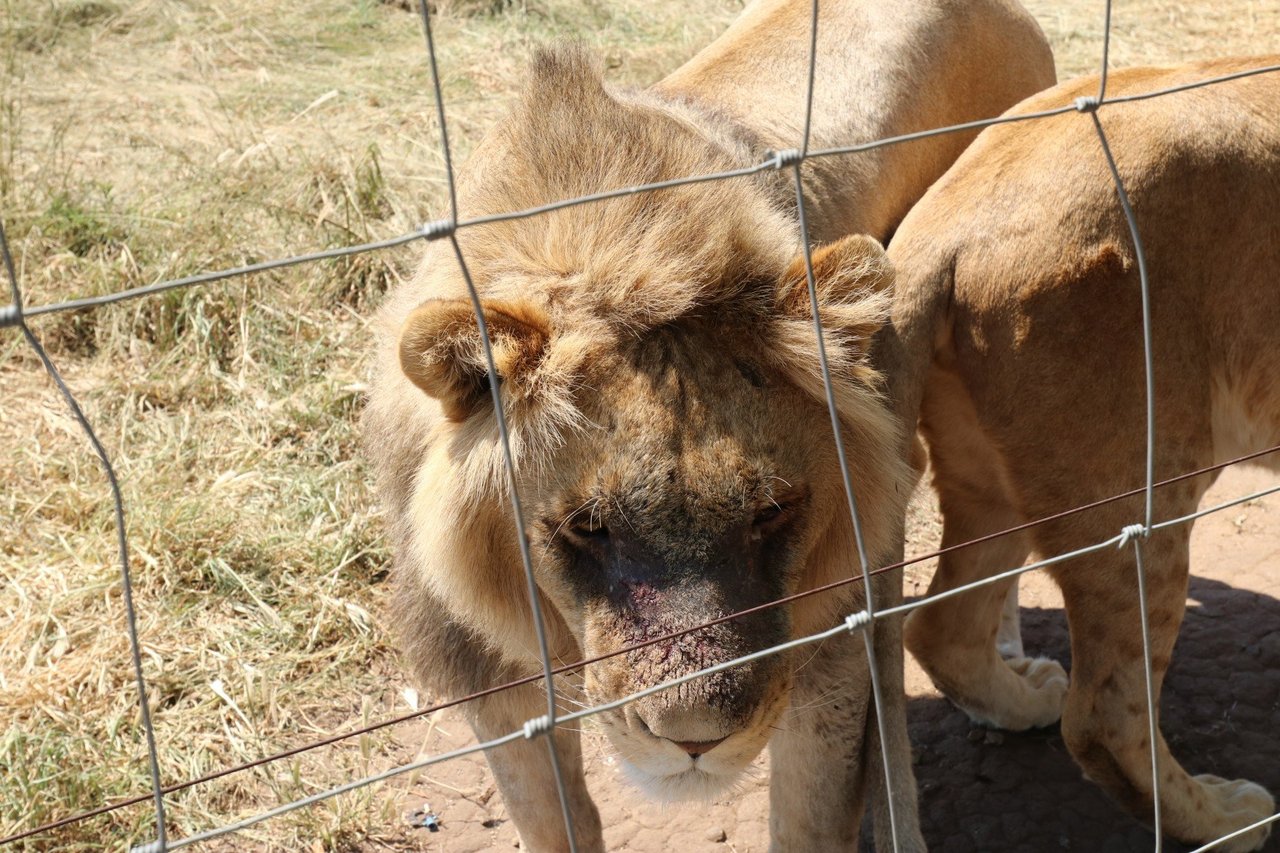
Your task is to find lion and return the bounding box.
[364,1,1053,849]
[877,58,1280,850]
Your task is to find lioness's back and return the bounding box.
[892,58,1280,481]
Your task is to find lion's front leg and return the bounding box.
[396,581,603,852]
[767,599,923,852]
[465,680,604,853]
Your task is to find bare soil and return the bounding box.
[374,465,1279,852]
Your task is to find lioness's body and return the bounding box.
[885,58,1280,850]
[658,0,1051,243]
[365,1,1053,849]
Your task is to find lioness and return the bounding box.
[365,1,1053,848]
[880,58,1280,850]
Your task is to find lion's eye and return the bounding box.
[566,522,609,544]
[752,505,784,528]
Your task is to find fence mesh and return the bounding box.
[2,0,1279,850]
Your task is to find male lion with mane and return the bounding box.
[365,0,1053,848]
[881,58,1280,851]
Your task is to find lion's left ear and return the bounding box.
[398,298,551,422]
[777,234,894,346]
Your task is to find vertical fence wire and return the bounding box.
[413,2,579,849]
[1086,94,1165,846]
[1097,0,1113,102]
[800,0,820,158]
[792,1,902,846]
[790,162,903,850]
[0,222,169,850]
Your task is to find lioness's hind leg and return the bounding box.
[995,579,1024,659]
[1054,523,1274,852]
[906,373,1068,730]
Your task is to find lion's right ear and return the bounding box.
[776,234,894,351]
[398,299,551,421]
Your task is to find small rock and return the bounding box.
[704,827,728,843]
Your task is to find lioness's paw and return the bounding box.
[999,656,1068,728]
[1187,775,1275,853]
[953,655,1069,732]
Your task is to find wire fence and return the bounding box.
[2,0,1279,850]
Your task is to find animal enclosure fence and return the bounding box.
[1,0,1279,850]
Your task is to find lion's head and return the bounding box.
[372,46,910,800]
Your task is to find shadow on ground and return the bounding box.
[896,576,1280,852]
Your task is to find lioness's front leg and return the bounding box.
[906,383,1068,731]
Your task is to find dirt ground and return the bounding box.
[378,464,1279,852]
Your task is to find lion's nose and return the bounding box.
[671,737,728,758]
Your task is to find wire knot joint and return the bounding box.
[844,610,872,632]
[1074,95,1101,113]
[1118,523,1149,548]
[0,303,20,328]
[765,148,804,170]
[420,219,457,241]
[522,714,553,739]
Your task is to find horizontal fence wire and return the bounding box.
[2,0,1279,848]
[1,435,1276,846]
[133,478,1280,850]
[6,62,1273,324]
[1188,813,1280,853]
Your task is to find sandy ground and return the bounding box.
[376,464,1279,852]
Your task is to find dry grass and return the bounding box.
[1,0,1277,850]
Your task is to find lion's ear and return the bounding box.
[399,299,551,421]
[777,234,894,346]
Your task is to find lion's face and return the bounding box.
[395,233,905,799]
[520,324,849,798]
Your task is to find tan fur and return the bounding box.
[364,2,1054,849]
[883,58,1280,851]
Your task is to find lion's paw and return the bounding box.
[964,656,1068,731]
[1183,775,1275,853]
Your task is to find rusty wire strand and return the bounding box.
[127,479,1280,849]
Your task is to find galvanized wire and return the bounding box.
[416,1,579,848]
[444,232,580,852]
[1187,812,1280,853]
[790,157,903,850]
[1087,41,1163,837]
[0,221,169,850]
[17,66,1278,323]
